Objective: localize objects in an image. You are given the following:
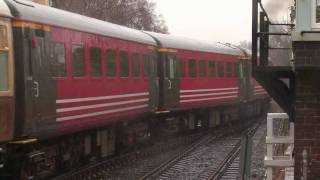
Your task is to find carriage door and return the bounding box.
[0,19,14,142]
[30,36,56,136]
[163,53,180,109]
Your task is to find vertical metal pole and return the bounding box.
[290,122,294,160]
[252,0,259,72]
[264,19,270,66]
[259,12,265,66]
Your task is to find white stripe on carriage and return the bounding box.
[180,87,238,93]
[180,91,238,98]
[57,98,149,113]
[255,92,268,95]
[56,92,149,104]
[180,95,237,103]
[56,104,148,122]
[254,89,265,92]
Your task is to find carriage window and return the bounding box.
[132,53,140,77]
[234,62,240,77]
[72,45,85,77]
[90,47,102,77]
[209,61,215,77]
[177,58,185,78]
[120,51,129,77]
[144,55,151,77]
[106,49,116,77]
[0,52,8,91]
[49,43,66,77]
[189,59,196,78]
[199,60,206,77]
[226,62,232,78]
[218,62,224,77]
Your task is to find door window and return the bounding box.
[49,43,66,77]
[0,25,9,92]
[0,52,8,91]
[168,57,176,79]
[0,26,8,49]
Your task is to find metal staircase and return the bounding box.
[252,0,295,121]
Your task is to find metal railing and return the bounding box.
[252,0,294,68]
[264,113,294,180]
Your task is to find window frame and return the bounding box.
[208,61,216,78]
[119,51,129,78]
[72,44,86,78]
[49,42,66,78]
[177,57,186,78]
[218,62,225,78]
[89,47,102,78]
[143,54,151,78]
[188,59,196,78]
[199,59,207,78]
[0,22,14,97]
[234,62,240,78]
[226,62,232,78]
[106,49,117,78]
[131,52,141,78]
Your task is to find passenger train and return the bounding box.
[0,0,269,179]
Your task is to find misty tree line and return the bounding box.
[51,0,168,33]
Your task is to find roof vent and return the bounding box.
[24,0,50,6]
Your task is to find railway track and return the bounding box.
[137,122,259,180]
[209,123,260,180]
[52,132,206,180]
[52,119,260,180]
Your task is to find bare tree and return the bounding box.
[51,0,168,33]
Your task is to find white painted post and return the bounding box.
[265,113,293,180]
[266,117,274,180]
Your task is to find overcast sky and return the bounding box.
[155,0,294,45]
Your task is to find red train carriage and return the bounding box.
[145,32,244,111]
[6,0,158,139]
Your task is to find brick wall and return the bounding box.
[293,41,320,179]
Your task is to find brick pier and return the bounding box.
[293,42,320,179]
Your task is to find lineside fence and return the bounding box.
[264,113,294,180]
